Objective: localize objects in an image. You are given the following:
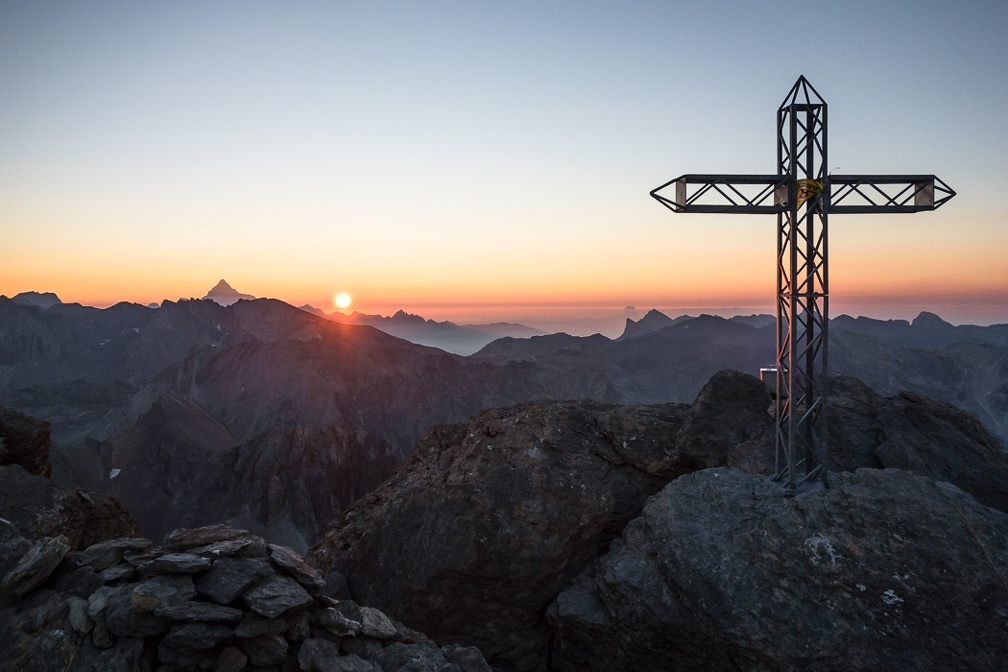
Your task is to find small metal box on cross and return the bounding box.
[650,76,955,491]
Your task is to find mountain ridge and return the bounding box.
[2,292,1006,549]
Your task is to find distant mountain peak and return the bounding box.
[912,311,952,329]
[203,279,255,307]
[618,308,675,340]
[391,310,428,324]
[12,291,62,310]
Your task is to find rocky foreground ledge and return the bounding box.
[549,467,1008,671]
[0,524,491,672]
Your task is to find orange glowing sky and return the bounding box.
[2,2,1007,335]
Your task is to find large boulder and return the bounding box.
[677,373,1008,513]
[675,369,775,474]
[826,375,1008,511]
[310,399,692,671]
[548,467,1008,671]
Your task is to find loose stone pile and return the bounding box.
[0,524,491,672]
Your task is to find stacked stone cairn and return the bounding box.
[0,524,491,671]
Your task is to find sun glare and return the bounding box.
[335,292,352,310]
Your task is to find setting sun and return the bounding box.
[335,292,352,310]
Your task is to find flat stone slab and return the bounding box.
[154,601,244,623]
[142,552,212,574]
[131,574,196,612]
[162,525,252,550]
[77,537,153,570]
[196,557,272,605]
[269,543,325,588]
[243,574,313,618]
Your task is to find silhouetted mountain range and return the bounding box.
[0,293,574,545]
[3,290,1008,670]
[11,291,62,310]
[1,289,1005,548]
[328,309,545,355]
[204,280,546,354]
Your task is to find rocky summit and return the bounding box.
[4,367,1008,671]
[310,370,1008,671]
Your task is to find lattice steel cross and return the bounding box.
[651,76,955,490]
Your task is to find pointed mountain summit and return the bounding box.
[203,279,255,306]
[618,308,678,340]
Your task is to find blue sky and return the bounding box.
[2,1,1006,333]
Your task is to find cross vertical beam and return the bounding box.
[649,76,955,490]
[776,78,828,489]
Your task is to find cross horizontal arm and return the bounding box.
[829,175,955,213]
[651,174,789,214]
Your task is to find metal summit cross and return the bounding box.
[650,76,955,491]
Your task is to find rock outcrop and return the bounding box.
[548,467,1008,671]
[825,375,1008,512]
[309,370,1008,671]
[0,405,52,476]
[0,525,492,672]
[0,405,141,557]
[0,465,141,553]
[310,399,692,671]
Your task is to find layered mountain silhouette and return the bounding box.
[1,290,1005,548]
[477,309,1008,445]
[0,294,574,546]
[328,309,544,356]
[2,288,1007,670]
[204,280,544,354]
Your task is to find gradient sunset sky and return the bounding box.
[2,1,1006,334]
